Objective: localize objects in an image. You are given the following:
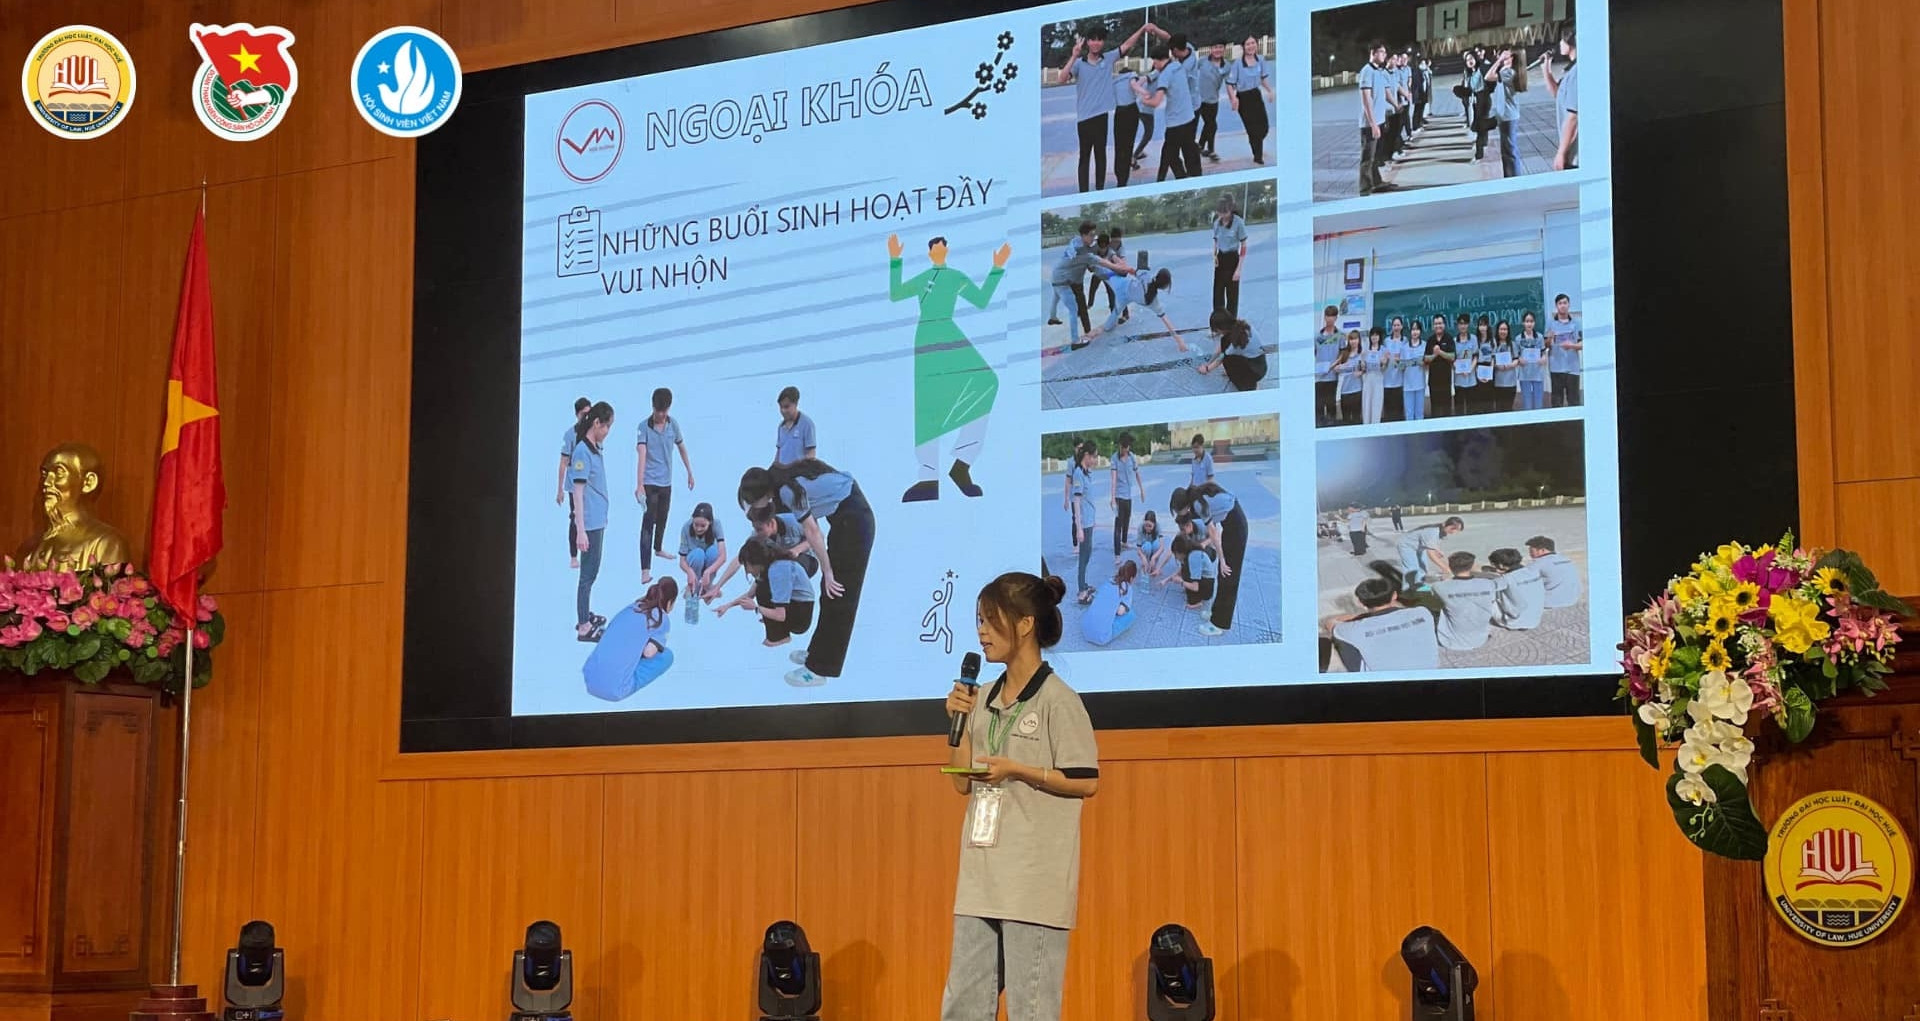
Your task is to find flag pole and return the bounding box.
[168,180,206,988]
[170,629,195,985]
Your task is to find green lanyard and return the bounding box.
[983,700,1029,757]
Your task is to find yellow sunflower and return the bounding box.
[1704,608,1737,640]
[1727,581,1761,612]
[1811,566,1848,596]
[1702,640,1731,673]
[1648,637,1674,680]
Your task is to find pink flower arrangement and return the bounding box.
[1619,533,1910,860]
[0,561,226,689]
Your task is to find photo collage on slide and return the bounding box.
[1035,0,1286,659]
[1305,0,1597,677]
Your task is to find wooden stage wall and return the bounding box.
[0,0,1905,1018]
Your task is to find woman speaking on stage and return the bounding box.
[939,571,1100,1021]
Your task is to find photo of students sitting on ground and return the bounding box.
[1314,418,1589,674]
[1040,0,1279,198]
[1040,180,1278,410]
[1310,185,1588,427]
[1309,0,1581,201]
[1042,415,1281,651]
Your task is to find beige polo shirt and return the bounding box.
[953,663,1101,931]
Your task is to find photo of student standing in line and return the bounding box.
[1382,316,1408,422]
[773,385,817,466]
[888,233,1014,502]
[1111,67,1141,188]
[1516,311,1549,410]
[570,402,616,642]
[1171,482,1249,637]
[1402,319,1429,421]
[1065,442,1099,605]
[583,578,678,701]
[1198,309,1267,392]
[1333,330,1364,424]
[1227,35,1273,164]
[1547,292,1583,407]
[1056,23,1151,193]
[1108,433,1144,558]
[715,536,816,649]
[1361,326,1387,425]
[676,502,728,601]
[941,571,1098,1021]
[559,396,591,569]
[1136,38,1201,182]
[1315,305,1343,425]
[1451,313,1479,417]
[1210,194,1247,317]
[636,388,695,585]
[1194,42,1228,163]
[1490,320,1518,413]
[1473,315,1497,414]
[1427,315,1456,418]
[737,459,875,687]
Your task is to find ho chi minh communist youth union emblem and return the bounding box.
[1764,790,1912,947]
[21,25,136,138]
[188,23,298,141]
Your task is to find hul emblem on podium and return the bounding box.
[1763,790,1913,947]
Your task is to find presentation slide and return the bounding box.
[513,0,1613,716]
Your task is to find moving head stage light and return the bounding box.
[222,920,285,1021]
[1146,923,1215,1021]
[758,920,821,1021]
[510,920,574,1021]
[1401,925,1477,1021]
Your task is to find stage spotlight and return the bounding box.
[221,920,285,1020]
[758,920,821,1021]
[1401,925,1477,1021]
[1145,923,1215,1021]
[509,920,574,1021]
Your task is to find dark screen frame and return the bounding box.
[402,0,1796,753]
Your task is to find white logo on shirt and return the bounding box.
[1018,712,1040,735]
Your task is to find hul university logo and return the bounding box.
[557,100,623,184]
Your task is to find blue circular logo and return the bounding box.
[350,26,460,138]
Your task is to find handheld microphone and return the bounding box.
[947,652,983,747]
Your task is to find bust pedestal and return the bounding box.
[0,679,173,1021]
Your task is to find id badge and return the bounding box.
[968,784,1005,848]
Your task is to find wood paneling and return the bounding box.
[0,694,57,978]
[1236,755,1494,1021]
[417,776,607,1021]
[1784,0,1835,547]
[603,770,797,1021]
[1486,751,1706,1021]
[1835,479,1920,599]
[796,766,959,1021]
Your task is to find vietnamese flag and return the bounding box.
[191,23,295,92]
[149,207,225,619]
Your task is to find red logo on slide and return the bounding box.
[556,99,623,183]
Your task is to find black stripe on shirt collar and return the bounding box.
[985,660,1051,710]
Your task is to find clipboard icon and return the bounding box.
[557,206,601,278]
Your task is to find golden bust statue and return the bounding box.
[16,443,130,572]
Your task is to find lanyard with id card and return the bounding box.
[968,700,1027,848]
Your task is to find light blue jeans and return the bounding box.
[1403,387,1427,420]
[940,915,1069,1021]
[1048,284,1083,345]
[1520,379,1546,410]
[683,545,718,577]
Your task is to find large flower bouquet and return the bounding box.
[1620,533,1909,859]
[0,562,225,690]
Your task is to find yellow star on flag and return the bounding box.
[162,379,218,454]
[231,45,263,74]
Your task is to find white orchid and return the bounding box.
[1702,720,1743,744]
[1637,700,1674,732]
[1674,774,1716,806]
[1721,735,1755,770]
[1678,726,1726,775]
[1695,670,1754,726]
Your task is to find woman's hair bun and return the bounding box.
[1042,574,1068,606]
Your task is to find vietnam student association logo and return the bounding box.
[21,25,136,138]
[351,26,461,138]
[189,23,297,141]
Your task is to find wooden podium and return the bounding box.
[0,679,173,1021]
[1706,649,1920,1021]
